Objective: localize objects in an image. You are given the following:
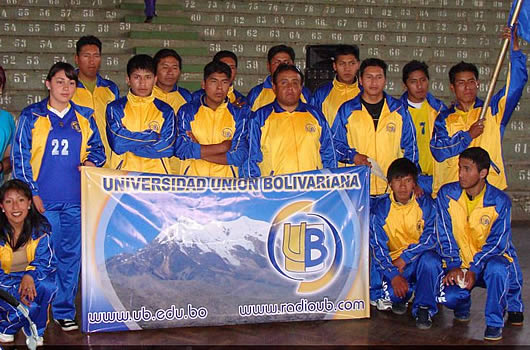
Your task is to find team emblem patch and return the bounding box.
[305,123,316,133]
[149,121,160,132]
[222,128,233,138]
[416,220,423,232]
[480,215,491,226]
[71,121,81,132]
[386,122,396,133]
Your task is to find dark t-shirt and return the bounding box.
[361,97,384,129]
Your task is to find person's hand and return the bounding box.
[391,275,409,299]
[353,153,371,167]
[186,131,198,143]
[503,25,520,51]
[19,274,36,307]
[32,195,45,214]
[78,160,96,171]
[443,268,465,286]
[414,184,424,198]
[392,257,407,274]
[468,119,484,139]
[464,270,476,290]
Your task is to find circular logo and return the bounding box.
[386,122,396,133]
[222,128,233,138]
[305,123,317,133]
[149,121,160,132]
[480,215,491,226]
[416,220,423,233]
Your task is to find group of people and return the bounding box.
[0,23,525,344]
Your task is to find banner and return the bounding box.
[81,166,370,333]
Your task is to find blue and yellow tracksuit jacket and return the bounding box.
[72,73,119,166]
[106,91,177,174]
[310,78,361,127]
[0,227,55,289]
[11,99,105,196]
[175,97,249,177]
[436,181,517,275]
[243,100,337,177]
[153,84,192,174]
[192,85,247,107]
[332,92,419,195]
[430,49,527,195]
[370,192,437,280]
[246,75,312,112]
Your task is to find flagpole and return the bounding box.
[479,0,525,120]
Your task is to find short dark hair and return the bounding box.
[460,147,491,174]
[449,61,479,85]
[0,66,6,90]
[127,54,155,77]
[203,60,231,81]
[387,158,418,183]
[213,50,238,67]
[272,64,304,85]
[46,62,78,83]
[402,60,430,84]
[267,45,295,63]
[360,58,387,78]
[333,44,360,62]
[76,35,102,55]
[153,49,182,71]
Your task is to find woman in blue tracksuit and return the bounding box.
[0,179,56,346]
[11,62,105,332]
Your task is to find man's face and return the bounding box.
[359,66,386,99]
[201,72,230,107]
[219,57,237,84]
[333,54,360,85]
[75,44,101,80]
[267,52,294,75]
[450,71,479,106]
[389,175,415,204]
[126,69,156,97]
[272,69,302,108]
[156,56,181,90]
[458,157,486,190]
[405,70,429,103]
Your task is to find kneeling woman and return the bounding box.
[11,62,105,332]
[0,179,56,345]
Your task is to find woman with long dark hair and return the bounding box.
[0,179,56,346]
[11,62,106,332]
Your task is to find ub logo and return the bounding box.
[282,222,327,273]
[71,121,81,133]
[480,215,491,226]
[267,201,343,294]
[149,121,160,132]
[386,122,396,133]
[222,128,233,139]
[305,123,316,133]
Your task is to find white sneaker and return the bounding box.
[0,333,14,342]
[55,318,79,331]
[370,298,392,311]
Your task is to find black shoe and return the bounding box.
[484,326,502,341]
[55,319,79,332]
[507,311,524,326]
[391,302,408,315]
[416,306,432,330]
[144,16,153,23]
[454,310,471,322]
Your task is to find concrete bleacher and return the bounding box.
[0,0,529,219]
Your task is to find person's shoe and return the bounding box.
[454,310,471,322]
[507,311,524,326]
[22,327,44,347]
[370,298,392,311]
[0,333,14,342]
[416,307,432,330]
[484,326,503,341]
[391,302,408,315]
[144,16,153,23]
[55,319,79,331]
